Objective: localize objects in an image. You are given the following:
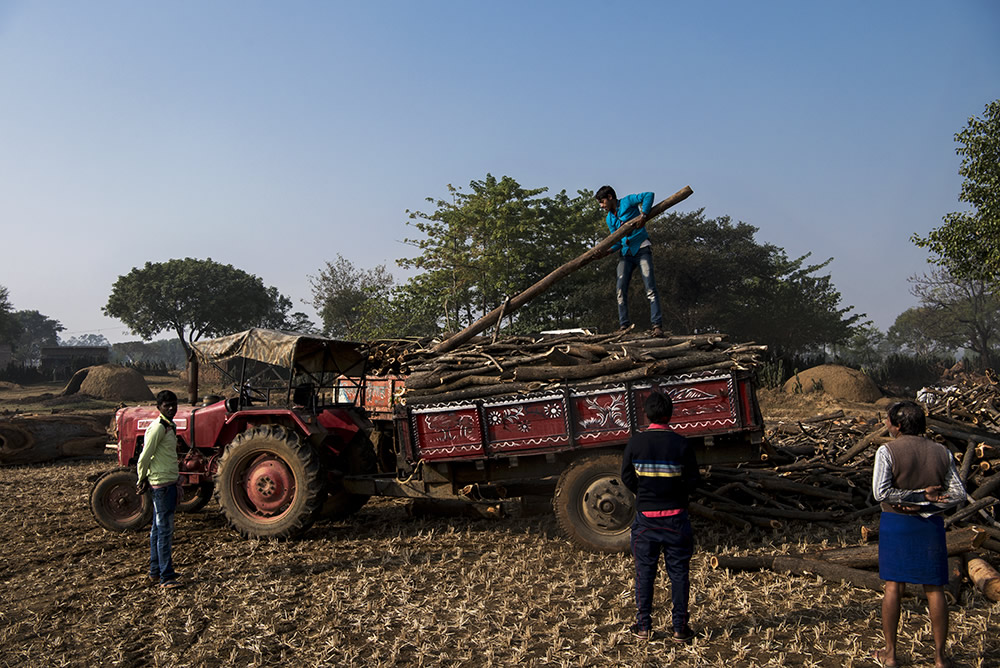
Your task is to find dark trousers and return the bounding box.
[630,511,693,632]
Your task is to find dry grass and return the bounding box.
[1,458,997,667]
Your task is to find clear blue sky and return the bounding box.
[1,1,997,343]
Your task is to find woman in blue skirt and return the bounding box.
[871,401,964,668]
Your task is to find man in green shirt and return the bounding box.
[136,390,183,589]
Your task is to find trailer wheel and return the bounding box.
[321,432,378,520]
[215,426,324,539]
[90,467,153,532]
[177,482,214,513]
[554,453,634,553]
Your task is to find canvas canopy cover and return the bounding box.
[191,328,367,378]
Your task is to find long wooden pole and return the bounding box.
[432,185,695,354]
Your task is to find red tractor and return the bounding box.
[89,329,379,539]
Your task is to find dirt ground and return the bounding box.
[1,381,998,667]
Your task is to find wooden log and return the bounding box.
[749,474,854,503]
[800,527,985,569]
[404,382,537,405]
[959,438,978,483]
[510,357,637,382]
[708,502,843,522]
[944,496,997,528]
[834,425,889,465]
[433,185,695,354]
[927,418,1000,448]
[0,413,111,465]
[689,501,751,530]
[711,554,885,592]
[964,553,1000,602]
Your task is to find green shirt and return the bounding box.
[136,415,179,486]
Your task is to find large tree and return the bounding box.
[566,209,861,355]
[913,99,1000,282]
[892,269,1000,369]
[309,255,396,339]
[399,174,600,333]
[11,310,65,365]
[104,258,300,358]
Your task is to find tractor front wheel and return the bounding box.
[215,426,324,539]
[90,467,153,532]
[553,453,634,553]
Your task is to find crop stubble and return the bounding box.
[0,458,997,667]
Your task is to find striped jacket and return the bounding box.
[621,427,699,513]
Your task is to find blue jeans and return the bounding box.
[616,246,662,328]
[149,485,178,583]
[630,511,694,632]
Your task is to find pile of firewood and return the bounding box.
[367,330,767,405]
[705,374,1000,601]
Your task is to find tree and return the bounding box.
[400,174,600,333]
[11,310,65,365]
[104,258,298,358]
[896,269,1000,369]
[887,308,959,357]
[309,255,396,339]
[572,209,861,355]
[0,285,21,347]
[63,333,111,347]
[913,99,1000,282]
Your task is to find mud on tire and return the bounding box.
[215,425,325,539]
[553,452,635,553]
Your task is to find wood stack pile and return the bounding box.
[707,374,1000,601]
[367,330,767,405]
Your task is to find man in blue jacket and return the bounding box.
[621,391,699,642]
[596,185,664,337]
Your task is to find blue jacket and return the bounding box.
[606,192,654,256]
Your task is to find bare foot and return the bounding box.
[873,648,899,667]
[934,659,951,668]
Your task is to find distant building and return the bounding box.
[40,346,110,381]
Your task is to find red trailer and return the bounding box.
[348,368,763,552]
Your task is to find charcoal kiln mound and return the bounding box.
[68,364,154,402]
[782,364,882,403]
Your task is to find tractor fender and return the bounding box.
[317,409,362,448]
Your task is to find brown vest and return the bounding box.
[880,435,952,513]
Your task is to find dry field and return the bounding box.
[0,456,997,668]
[1,381,998,666]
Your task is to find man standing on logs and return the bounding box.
[621,391,698,642]
[871,400,964,668]
[136,390,184,589]
[596,186,664,337]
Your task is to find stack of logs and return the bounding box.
[367,330,767,405]
[708,372,1000,602]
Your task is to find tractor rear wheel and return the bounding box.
[90,467,153,532]
[215,426,325,539]
[553,453,635,553]
[321,432,378,520]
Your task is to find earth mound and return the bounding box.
[782,364,882,403]
[78,364,154,402]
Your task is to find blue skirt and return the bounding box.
[878,511,948,585]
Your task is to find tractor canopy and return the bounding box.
[191,328,370,411]
[192,328,367,378]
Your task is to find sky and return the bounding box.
[1,1,998,344]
